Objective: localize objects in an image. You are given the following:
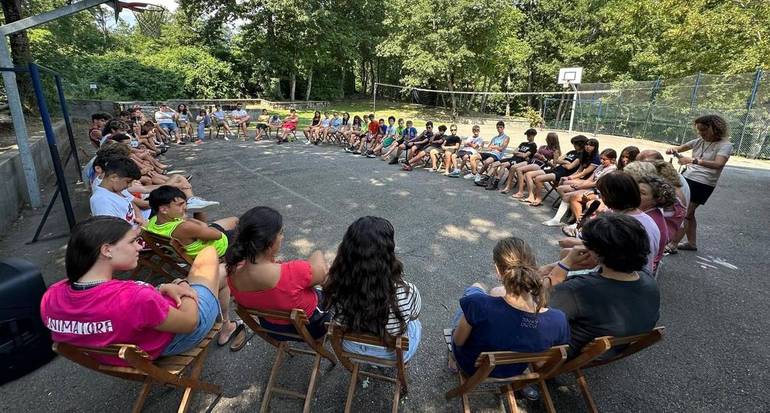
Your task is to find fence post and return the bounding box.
[681,72,703,143]
[737,68,763,156]
[642,77,662,138]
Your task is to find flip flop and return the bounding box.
[677,243,698,251]
[528,202,543,207]
[517,198,531,203]
[218,321,245,347]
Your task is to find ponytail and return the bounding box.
[493,238,548,314]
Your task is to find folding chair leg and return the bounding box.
[457,374,471,413]
[539,379,557,413]
[131,379,153,413]
[391,382,401,413]
[302,353,323,413]
[178,346,212,413]
[575,369,599,413]
[503,384,520,413]
[344,363,360,413]
[260,343,288,413]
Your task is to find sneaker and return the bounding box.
[366,153,376,158]
[187,197,220,211]
[542,218,564,227]
[485,178,500,190]
[305,140,311,145]
[463,173,475,179]
[518,385,540,401]
[352,150,361,154]
[223,136,230,141]
[448,171,461,178]
[344,147,352,153]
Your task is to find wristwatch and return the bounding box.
[692,158,700,165]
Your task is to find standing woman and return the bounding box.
[665,115,733,252]
[323,216,422,361]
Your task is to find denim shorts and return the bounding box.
[159,123,178,132]
[452,285,486,327]
[342,319,422,363]
[161,284,220,356]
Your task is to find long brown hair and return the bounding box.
[492,238,547,314]
[545,132,561,152]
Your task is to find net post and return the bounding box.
[568,82,578,133]
[373,82,378,117]
[737,68,763,157]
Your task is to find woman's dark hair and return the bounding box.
[353,115,362,126]
[581,213,650,273]
[323,216,406,339]
[225,206,283,274]
[580,138,600,166]
[91,112,111,121]
[177,104,188,114]
[596,171,641,210]
[545,132,560,152]
[148,185,187,217]
[570,134,588,149]
[496,120,505,128]
[388,115,396,122]
[313,111,320,119]
[618,146,640,170]
[600,148,617,160]
[493,238,547,314]
[102,119,129,136]
[694,114,728,139]
[66,216,132,283]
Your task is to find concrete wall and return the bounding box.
[68,100,119,120]
[0,121,72,234]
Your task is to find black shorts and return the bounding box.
[456,150,472,159]
[684,177,715,205]
[479,152,501,161]
[209,223,235,246]
[256,123,269,130]
[499,156,526,164]
[553,167,571,182]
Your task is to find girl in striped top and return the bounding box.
[323,216,422,361]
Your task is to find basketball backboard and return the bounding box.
[558,67,583,86]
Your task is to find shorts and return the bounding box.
[684,177,715,205]
[209,223,235,246]
[479,152,501,161]
[456,150,473,159]
[426,145,442,154]
[500,156,526,164]
[159,123,178,132]
[342,318,422,363]
[161,284,220,356]
[256,289,330,341]
[553,167,572,182]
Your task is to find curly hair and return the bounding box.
[581,213,650,273]
[225,206,283,275]
[623,161,657,182]
[493,238,547,313]
[322,216,406,339]
[694,114,728,139]
[649,160,682,188]
[638,175,676,208]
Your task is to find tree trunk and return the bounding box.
[447,73,457,118]
[361,59,367,94]
[505,73,512,117]
[289,72,296,102]
[479,76,490,113]
[1,0,35,109]
[339,69,345,99]
[369,60,376,95]
[305,70,313,101]
[527,67,534,107]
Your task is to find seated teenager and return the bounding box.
[402,124,445,171]
[254,109,271,141]
[528,135,586,206]
[503,132,561,196]
[551,149,618,229]
[344,115,364,152]
[325,112,343,144]
[176,104,194,141]
[146,186,237,258]
[381,118,406,161]
[41,217,244,362]
[154,103,181,144]
[545,213,660,358]
[212,105,233,140]
[483,128,538,190]
[542,138,601,226]
[226,206,331,339]
[618,146,640,170]
[230,103,251,140]
[354,114,379,154]
[371,116,398,158]
[361,118,386,157]
[89,113,111,149]
[636,175,676,273]
[397,121,432,162]
[388,120,419,163]
[277,109,299,144]
[323,216,422,361]
[470,121,510,182]
[455,125,485,178]
[90,157,146,227]
[315,112,331,144]
[440,124,462,175]
[450,237,569,388]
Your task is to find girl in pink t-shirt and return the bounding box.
[226,206,330,339]
[40,216,224,365]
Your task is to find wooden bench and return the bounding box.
[443,329,568,413]
[327,322,410,413]
[235,306,336,413]
[52,322,222,413]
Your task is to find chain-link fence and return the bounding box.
[544,70,769,159]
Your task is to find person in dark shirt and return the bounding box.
[440,124,462,175]
[545,213,660,358]
[526,135,587,206]
[402,124,445,171]
[484,128,539,190]
[398,121,433,162]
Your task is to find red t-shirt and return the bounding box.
[368,121,379,134]
[228,260,317,325]
[40,279,175,365]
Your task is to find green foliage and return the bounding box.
[517,106,544,127]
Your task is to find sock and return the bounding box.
[551,201,570,222]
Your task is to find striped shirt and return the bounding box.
[333,281,422,337]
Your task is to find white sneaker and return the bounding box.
[187,197,220,210]
[223,135,230,141]
[463,173,475,179]
[542,218,564,227]
[305,140,311,145]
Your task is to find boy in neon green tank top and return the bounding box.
[146,186,238,257]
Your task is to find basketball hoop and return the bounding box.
[107,2,167,37]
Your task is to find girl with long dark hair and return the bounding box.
[323,216,422,361]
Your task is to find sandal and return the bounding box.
[218,321,246,347]
[677,243,698,251]
[664,245,678,255]
[528,202,543,207]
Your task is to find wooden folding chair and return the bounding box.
[235,306,336,413]
[132,230,194,282]
[327,322,410,413]
[53,323,223,413]
[443,329,568,413]
[546,327,665,413]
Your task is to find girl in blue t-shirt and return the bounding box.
[450,237,570,382]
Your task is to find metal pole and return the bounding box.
[55,74,82,180]
[373,82,378,117]
[568,82,578,132]
[737,68,763,156]
[0,40,42,208]
[682,72,703,144]
[29,63,76,230]
[642,77,662,138]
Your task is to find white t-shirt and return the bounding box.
[231,109,248,119]
[154,110,176,125]
[682,138,733,187]
[90,186,138,226]
[678,174,690,209]
[628,211,661,274]
[461,136,484,155]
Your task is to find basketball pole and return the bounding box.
[568,81,578,132]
